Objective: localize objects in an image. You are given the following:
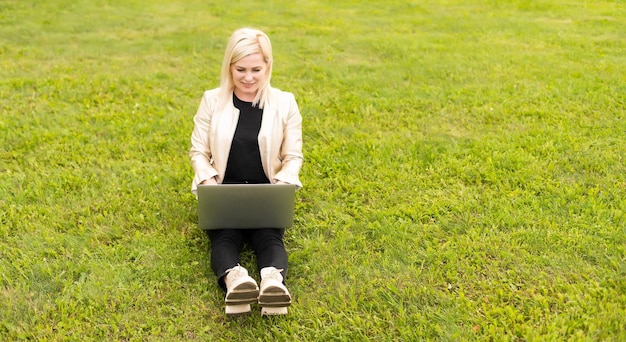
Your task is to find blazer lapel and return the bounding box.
[214,95,240,178]
[258,98,276,174]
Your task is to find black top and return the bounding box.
[223,94,270,184]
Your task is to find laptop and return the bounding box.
[197,183,297,230]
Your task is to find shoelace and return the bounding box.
[225,264,247,278]
[263,268,284,281]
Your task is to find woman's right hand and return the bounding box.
[201,177,218,185]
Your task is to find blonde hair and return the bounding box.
[220,28,273,108]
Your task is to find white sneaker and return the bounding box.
[224,265,259,316]
[259,267,291,316]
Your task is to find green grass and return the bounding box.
[1,0,625,340]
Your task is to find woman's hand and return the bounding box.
[201,177,218,185]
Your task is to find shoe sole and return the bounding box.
[226,283,259,305]
[258,285,291,307]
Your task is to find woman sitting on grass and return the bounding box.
[189,27,303,316]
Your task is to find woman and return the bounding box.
[189,28,303,316]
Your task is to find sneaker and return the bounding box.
[224,265,259,316]
[259,267,291,315]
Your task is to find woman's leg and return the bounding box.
[248,228,288,279]
[206,229,245,290]
[249,228,291,315]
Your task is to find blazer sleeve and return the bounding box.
[189,91,220,194]
[273,92,304,188]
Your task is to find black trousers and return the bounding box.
[206,228,287,291]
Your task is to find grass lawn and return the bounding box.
[1,0,625,340]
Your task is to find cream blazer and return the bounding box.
[189,87,303,194]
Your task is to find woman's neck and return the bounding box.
[233,90,256,102]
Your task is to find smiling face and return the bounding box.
[230,53,267,102]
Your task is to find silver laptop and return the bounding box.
[197,184,297,230]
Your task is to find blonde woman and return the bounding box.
[189,28,303,316]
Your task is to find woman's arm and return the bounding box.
[273,93,303,186]
[190,92,220,191]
